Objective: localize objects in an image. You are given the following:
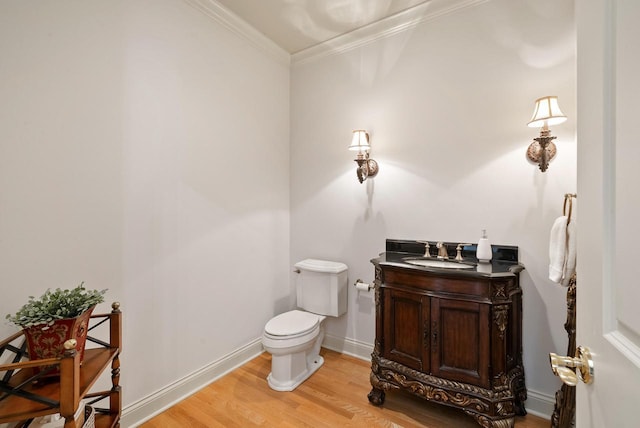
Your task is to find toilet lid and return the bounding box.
[265,310,320,337]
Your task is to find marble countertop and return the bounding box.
[371,239,524,278]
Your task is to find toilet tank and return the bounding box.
[294,259,348,317]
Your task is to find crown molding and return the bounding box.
[184,0,489,68]
[183,0,291,67]
[292,0,489,66]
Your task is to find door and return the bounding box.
[430,297,489,388]
[382,288,430,372]
[577,0,640,426]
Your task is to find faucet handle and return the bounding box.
[455,243,473,261]
[417,241,431,258]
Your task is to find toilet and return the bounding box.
[262,259,348,391]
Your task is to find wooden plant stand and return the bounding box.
[0,302,122,428]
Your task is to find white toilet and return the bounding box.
[262,259,348,391]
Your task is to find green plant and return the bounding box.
[6,282,107,328]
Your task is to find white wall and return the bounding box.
[0,0,290,411]
[290,0,575,409]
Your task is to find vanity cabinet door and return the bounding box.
[430,297,490,388]
[382,288,430,372]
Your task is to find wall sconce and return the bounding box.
[348,130,379,184]
[526,96,567,172]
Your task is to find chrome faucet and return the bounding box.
[436,242,448,259]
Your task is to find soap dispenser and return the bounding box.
[476,229,492,263]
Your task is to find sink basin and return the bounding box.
[403,258,475,269]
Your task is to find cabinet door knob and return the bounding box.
[432,321,438,347]
[423,321,430,347]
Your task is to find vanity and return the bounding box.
[368,239,526,428]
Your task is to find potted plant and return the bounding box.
[5,282,107,370]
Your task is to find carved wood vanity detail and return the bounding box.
[368,240,526,428]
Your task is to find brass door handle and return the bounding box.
[549,345,594,386]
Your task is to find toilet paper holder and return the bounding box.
[354,279,373,291]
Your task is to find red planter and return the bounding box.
[23,306,95,374]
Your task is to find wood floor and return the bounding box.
[141,349,549,427]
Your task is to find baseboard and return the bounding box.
[525,388,554,420]
[121,338,264,427]
[123,334,370,427]
[122,335,553,426]
[322,334,553,420]
[322,333,374,361]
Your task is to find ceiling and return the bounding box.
[214,0,430,54]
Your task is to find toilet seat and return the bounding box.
[264,310,321,339]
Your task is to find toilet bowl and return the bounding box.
[262,310,326,391]
[262,259,348,392]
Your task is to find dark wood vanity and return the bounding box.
[368,240,526,428]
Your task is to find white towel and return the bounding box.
[549,216,568,283]
[561,217,577,286]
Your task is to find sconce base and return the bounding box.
[366,159,379,178]
[354,157,379,184]
[527,140,556,172]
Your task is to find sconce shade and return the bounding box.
[348,130,370,151]
[528,96,567,128]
